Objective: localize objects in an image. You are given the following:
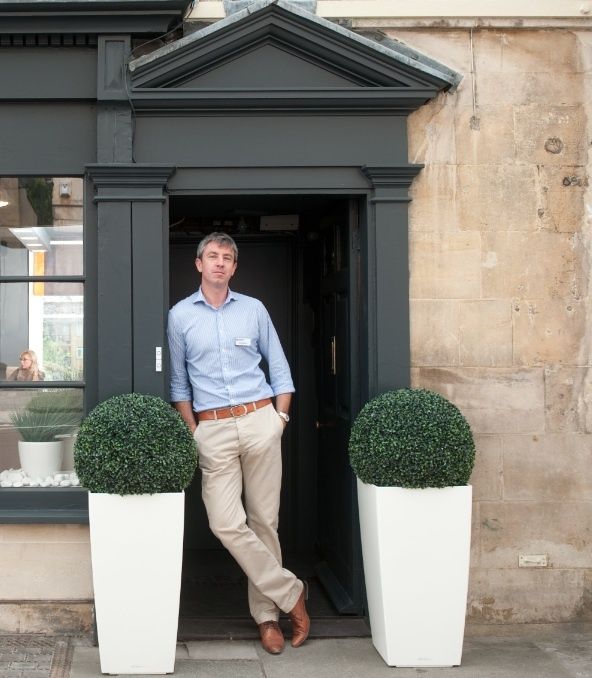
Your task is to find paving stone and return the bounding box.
[8,628,592,678]
[68,646,100,678]
[175,643,190,659]
[186,640,259,660]
[35,658,52,669]
[192,659,264,678]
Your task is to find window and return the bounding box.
[0,177,85,501]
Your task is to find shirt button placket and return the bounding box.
[217,310,232,402]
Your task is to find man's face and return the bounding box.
[196,242,237,289]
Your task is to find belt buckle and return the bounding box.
[230,403,248,418]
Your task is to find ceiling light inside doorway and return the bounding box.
[260,214,299,231]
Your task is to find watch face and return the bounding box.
[277,411,290,423]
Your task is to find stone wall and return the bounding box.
[402,28,592,622]
[0,524,92,633]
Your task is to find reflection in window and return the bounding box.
[0,388,83,487]
[0,177,83,277]
[0,177,84,383]
[0,283,84,381]
[0,177,84,490]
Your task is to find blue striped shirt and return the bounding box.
[167,288,295,412]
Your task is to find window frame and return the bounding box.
[0,175,89,523]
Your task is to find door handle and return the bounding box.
[330,335,337,375]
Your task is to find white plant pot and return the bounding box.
[18,440,63,479]
[357,479,472,667]
[89,492,185,674]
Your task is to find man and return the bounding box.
[167,232,309,655]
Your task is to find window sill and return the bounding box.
[0,487,88,523]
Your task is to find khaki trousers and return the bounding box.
[194,403,302,623]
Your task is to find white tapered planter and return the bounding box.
[357,479,472,667]
[89,493,185,674]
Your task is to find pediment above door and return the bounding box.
[161,43,371,89]
[128,0,460,113]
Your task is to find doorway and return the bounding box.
[168,194,367,639]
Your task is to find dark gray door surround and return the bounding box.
[120,0,458,614]
[0,1,459,534]
[120,0,458,405]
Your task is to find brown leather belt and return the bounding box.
[197,398,272,422]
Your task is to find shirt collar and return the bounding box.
[192,287,237,308]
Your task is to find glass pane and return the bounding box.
[0,177,83,277]
[0,388,83,487]
[0,283,84,381]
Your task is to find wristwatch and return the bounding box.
[277,411,290,423]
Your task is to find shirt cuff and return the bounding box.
[170,389,193,403]
[271,383,296,396]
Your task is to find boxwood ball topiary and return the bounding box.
[74,393,197,495]
[349,389,475,488]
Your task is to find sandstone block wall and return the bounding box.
[0,524,93,633]
[403,28,592,623]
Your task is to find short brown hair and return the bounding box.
[196,232,238,262]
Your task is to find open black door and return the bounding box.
[168,195,367,635]
[314,200,363,614]
[169,235,297,554]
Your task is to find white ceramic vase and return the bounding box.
[89,492,185,674]
[18,440,63,479]
[357,479,472,667]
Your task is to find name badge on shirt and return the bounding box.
[235,337,252,347]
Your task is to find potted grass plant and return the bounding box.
[349,388,475,667]
[10,390,82,479]
[74,393,197,675]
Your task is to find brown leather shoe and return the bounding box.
[258,620,285,655]
[289,584,310,648]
